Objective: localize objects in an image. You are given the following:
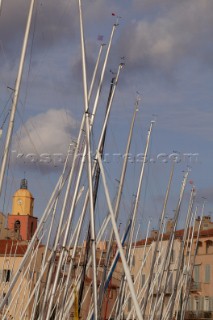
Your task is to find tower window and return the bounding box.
[14,220,21,233]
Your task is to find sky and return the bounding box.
[0,0,212,235]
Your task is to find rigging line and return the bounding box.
[0,42,13,89]
[0,110,10,131]
[28,0,72,86]
[22,0,39,114]
[0,91,13,122]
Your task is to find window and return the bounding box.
[168,272,173,293]
[210,297,213,312]
[194,265,200,283]
[14,220,21,233]
[204,265,210,283]
[204,297,210,311]
[128,297,131,311]
[206,241,213,254]
[30,222,34,238]
[198,241,202,247]
[171,249,175,263]
[3,269,11,282]
[141,274,145,287]
[132,255,135,266]
[199,296,204,311]
[195,297,199,311]
[187,296,193,311]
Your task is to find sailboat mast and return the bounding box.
[98,99,139,316]
[78,0,98,317]
[143,163,174,318]
[88,43,105,101]
[128,120,155,258]
[168,185,195,319]
[156,171,189,320]
[97,152,143,320]
[0,0,36,197]
[0,0,2,15]
[180,200,205,320]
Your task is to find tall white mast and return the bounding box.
[97,152,143,320]
[142,163,174,318]
[128,120,155,254]
[0,0,36,197]
[98,98,139,315]
[156,171,189,320]
[0,0,3,15]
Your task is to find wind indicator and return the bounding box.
[111,12,121,25]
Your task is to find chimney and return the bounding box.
[150,229,158,240]
[166,219,174,234]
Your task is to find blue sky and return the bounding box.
[0,0,212,235]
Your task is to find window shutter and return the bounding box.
[128,297,131,312]
[209,297,213,311]
[204,297,210,311]
[199,296,204,311]
[187,296,191,311]
[10,270,13,282]
[132,255,135,266]
[205,265,210,283]
[194,265,199,282]
[190,296,194,311]
[171,249,175,263]
[142,274,145,287]
[168,272,173,293]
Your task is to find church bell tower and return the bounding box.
[8,179,37,241]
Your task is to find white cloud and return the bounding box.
[115,0,213,75]
[12,108,79,169]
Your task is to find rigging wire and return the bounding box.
[21,0,39,115]
[0,91,13,125]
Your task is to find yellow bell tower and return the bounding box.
[8,179,37,241]
[12,179,34,216]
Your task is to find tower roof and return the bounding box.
[20,178,28,189]
[13,188,33,199]
[12,179,34,216]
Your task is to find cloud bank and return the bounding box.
[12,108,79,169]
[115,0,213,75]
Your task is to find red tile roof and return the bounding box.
[135,228,213,246]
[0,239,29,255]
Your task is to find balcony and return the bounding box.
[190,281,201,292]
[185,311,212,319]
